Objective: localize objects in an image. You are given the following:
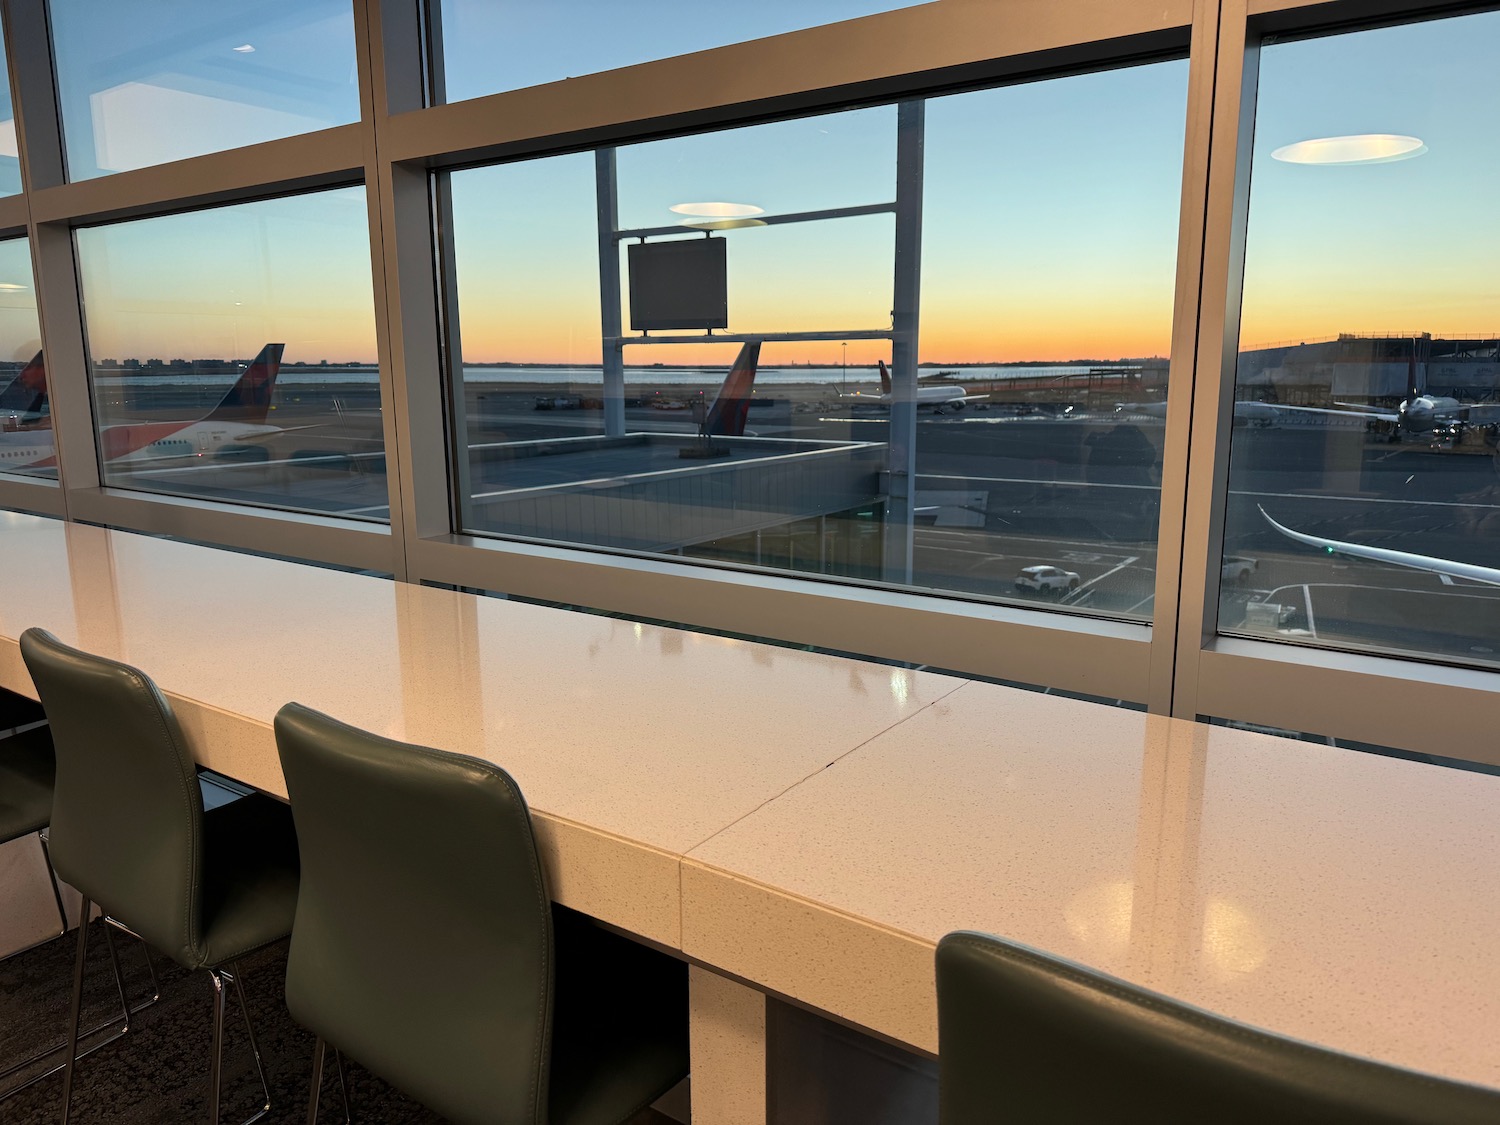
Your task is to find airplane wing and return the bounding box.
[1259,506,1500,587]
[1253,402,1401,423]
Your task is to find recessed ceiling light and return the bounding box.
[1271,134,1426,165]
[670,202,764,218]
[0,283,27,290]
[678,218,768,231]
[232,44,256,54]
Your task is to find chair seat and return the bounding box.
[192,792,300,969]
[547,908,690,1125]
[0,726,55,845]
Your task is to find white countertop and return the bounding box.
[3,510,1497,1088]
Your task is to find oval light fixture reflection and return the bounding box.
[677,218,768,231]
[1271,134,1426,165]
[232,44,256,53]
[670,202,764,218]
[0,282,26,290]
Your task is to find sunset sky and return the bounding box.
[16,5,1496,374]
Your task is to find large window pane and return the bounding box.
[433,0,927,104]
[916,63,1187,617]
[49,0,359,181]
[445,62,1188,617]
[1221,11,1500,669]
[0,239,50,480]
[76,189,387,520]
[0,20,20,195]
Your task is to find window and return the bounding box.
[1221,11,1500,669]
[0,239,50,480]
[74,188,387,520]
[0,19,19,196]
[48,0,360,180]
[443,59,1189,618]
[431,0,929,105]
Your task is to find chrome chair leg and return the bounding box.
[334,1047,351,1122]
[0,895,163,1100]
[227,964,272,1124]
[305,1038,353,1125]
[207,965,273,1125]
[306,1037,325,1125]
[209,968,227,1124]
[38,831,67,936]
[58,895,91,1125]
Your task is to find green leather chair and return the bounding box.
[274,702,690,1125]
[20,628,300,1125]
[0,686,157,1100]
[936,930,1500,1124]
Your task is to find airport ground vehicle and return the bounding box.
[1222,555,1259,583]
[1015,565,1081,594]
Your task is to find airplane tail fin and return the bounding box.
[878,359,892,395]
[703,342,761,437]
[206,343,285,424]
[0,351,46,415]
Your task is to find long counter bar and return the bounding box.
[0,511,960,949]
[3,510,1499,1102]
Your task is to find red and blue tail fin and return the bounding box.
[206,343,285,423]
[0,351,46,416]
[703,342,761,438]
[878,359,892,395]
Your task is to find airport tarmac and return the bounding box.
[97,381,1500,671]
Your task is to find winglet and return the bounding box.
[206,343,285,424]
[703,342,761,438]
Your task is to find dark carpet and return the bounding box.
[0,921,678,1124]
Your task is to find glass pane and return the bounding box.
[75,189,388,520]
[915,63,1188,619]
[434,0,928,104]
[0,20,20,195]
[0,239,50,480]
[1221,11,1500,668]
[49,0,359,181]
[446,63,1189,617]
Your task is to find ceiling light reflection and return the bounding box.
[677,218,768,231]
[1271,134,1426,165]
[670,202,764,217]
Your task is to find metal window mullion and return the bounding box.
[1168,0,1260,720]
[362,0,455,582]
[1,0,96,510]
[384,0,1195,165]
[1145,0,1227,715]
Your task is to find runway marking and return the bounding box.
[1072,556,1139,596]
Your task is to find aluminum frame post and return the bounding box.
[596,148,627,438]
[884,99,924,585]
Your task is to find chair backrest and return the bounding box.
[19,628,206,966]
[936,930,1500,1125]
[274,702,553,1125]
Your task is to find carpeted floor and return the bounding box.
[0,920,679,1124]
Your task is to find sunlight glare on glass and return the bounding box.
[1270,134,1426,165]
[669,202,764,217]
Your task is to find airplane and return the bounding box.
[0,343,288,472]
[0,351,48,430]
[843,360,985,414]
[701,341,760,437]
[1259,505,1500,587]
